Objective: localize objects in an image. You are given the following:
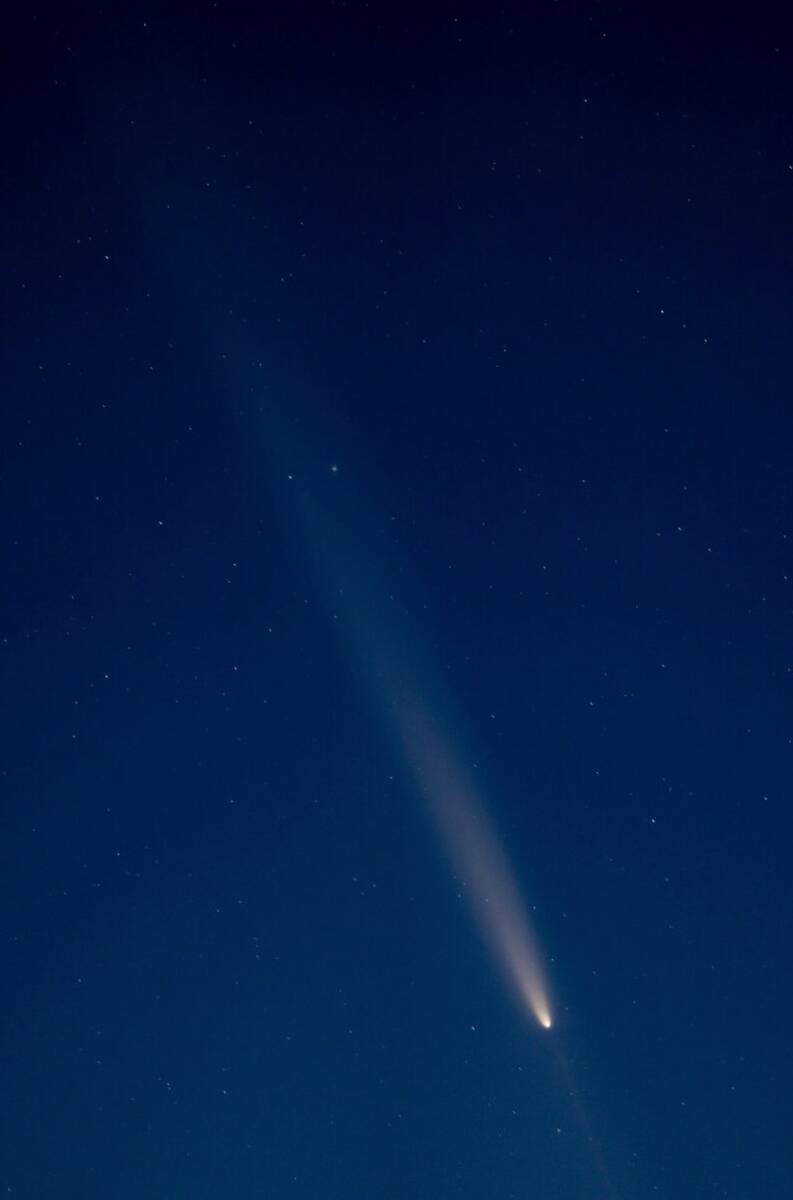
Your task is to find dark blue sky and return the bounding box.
[3,3,793,1196]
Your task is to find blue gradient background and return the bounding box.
[2,4,792,1197]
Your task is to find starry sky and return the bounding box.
[3,3,793,1197]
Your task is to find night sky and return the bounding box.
[3,4,793,1197]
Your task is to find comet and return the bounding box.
[247,426,554,1030]
[392,694,553,1030]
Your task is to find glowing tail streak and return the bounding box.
[258,456,553,1030]
[393,699,553,1030]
